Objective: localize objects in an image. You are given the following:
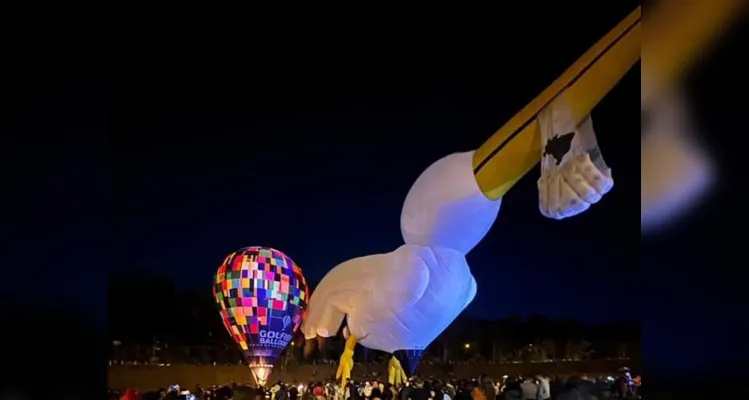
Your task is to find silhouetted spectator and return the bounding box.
[556,376,601,400]
[232,385,256,400]
[500,379,523,400]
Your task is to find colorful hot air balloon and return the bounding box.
[213,246,309,386]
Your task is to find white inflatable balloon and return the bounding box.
[301,244,476,353]
[400,151,502,255]
[536,98,614,220]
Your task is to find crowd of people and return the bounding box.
[109,370,641,400]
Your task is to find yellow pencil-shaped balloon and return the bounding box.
[473,0,746,201]
[472,7,641,201]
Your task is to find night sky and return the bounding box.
[7,4,749,392]
[110,3,640,324]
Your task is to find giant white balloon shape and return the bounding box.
[400,151,502,254]
[301,244,476,353]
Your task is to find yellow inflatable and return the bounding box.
[473,7,640,200]
[472,0,745,201]
[305,2,749,387]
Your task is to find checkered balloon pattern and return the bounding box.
[213,246,309,385]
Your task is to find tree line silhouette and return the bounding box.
[109,273,639,365]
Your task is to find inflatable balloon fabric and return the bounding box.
[213,247,308,372]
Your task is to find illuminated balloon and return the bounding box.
[537,105,613,220]
[213,246,309,386]
[302,244,475,354]
[400,151,501,255]
[307,8,642,386]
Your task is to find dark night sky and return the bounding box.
[110,3,641,324]
[0,5,649,328]
[7,3,749,384]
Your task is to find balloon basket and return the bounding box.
[249,364,274,387]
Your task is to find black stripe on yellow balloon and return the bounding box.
[473,15,639,173]
[472,7,641,201]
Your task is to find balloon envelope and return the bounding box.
[213,246,309,386]
[393,349,424,376]
[401,151,501,255]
